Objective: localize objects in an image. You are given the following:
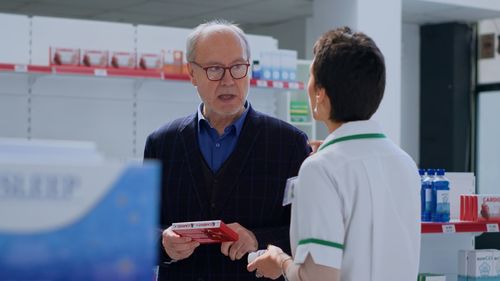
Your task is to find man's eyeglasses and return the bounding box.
[190,61,250,81]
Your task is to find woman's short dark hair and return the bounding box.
[312,26,386,122]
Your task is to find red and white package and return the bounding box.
[81,50,108,67]
[138,53,162,70]
[109,51,136,68]
[50,47,80,66]
[163,50,184,74]
[461,194,500,222]
[171,220,238,244]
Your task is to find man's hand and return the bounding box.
[221,222,258,261]
[162,227,200,261]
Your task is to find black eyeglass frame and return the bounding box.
[190,61,251,81]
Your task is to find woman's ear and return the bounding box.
[187,63,197,86]
[316,87,327,104]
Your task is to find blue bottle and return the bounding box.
[431,169,450,222]
[252,60,261,79]
[420,169,433,222]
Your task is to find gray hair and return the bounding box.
[186,19,251,62]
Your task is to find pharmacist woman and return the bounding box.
[247,26,421,281]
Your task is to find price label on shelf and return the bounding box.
[256,80,267,87]
[94,69,108,77]
[273,81,284,88]
[442,224,456,233]
[288,82,299,89]
[14,65,28,73]
[487,223,499,233]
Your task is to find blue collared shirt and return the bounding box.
[197,102,249,173]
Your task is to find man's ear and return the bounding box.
[187,63,197,86]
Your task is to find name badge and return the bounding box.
[282,176,297,206]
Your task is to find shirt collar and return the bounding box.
[319,120,385,150]
[197,101,249,136]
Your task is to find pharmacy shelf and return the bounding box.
[249,79,303,90]
[0,63,304,90]
[421,221,500,234]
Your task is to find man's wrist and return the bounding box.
[163,258,178,265]
[163,249,178,265]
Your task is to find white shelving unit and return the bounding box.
[281,59,317,140]
[418,173,478,281]
[0,63,307,159]
[0,14,312,160]
[420,221,500,280]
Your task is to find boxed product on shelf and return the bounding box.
[279,49,297,81]
[138,52,163,70]
[460,194,500,222]
[251,60,262,79]
[50,47,80,66]
[418,273,446,281]
[260,51,273,80]
[80,49,108,67]
[259,49,298,81]
[109,51,136,68]
[271,50,281,80]
[290,100,309,123]
[163,49,184,75]
[458,249,500,281]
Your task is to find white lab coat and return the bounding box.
[290,120,421,281]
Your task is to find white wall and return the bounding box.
[401,23,421,163]
[476,19,500,193]
[0,13,30,64]
[306,0,403,146]
[358,0,402,146]
[247,18,307,59]
[306,0,358,58]
[476,91,500,194]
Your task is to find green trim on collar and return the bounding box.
[319,133,386,151]
[298,238,344,250]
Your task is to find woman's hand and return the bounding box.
[247,245,292,279]
[308,140,323,155]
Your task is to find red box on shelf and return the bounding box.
[138,53,162,70]
[109,51,136,69]
[163,50,184,75]
[81,50,108,67]
[460,194,500,222]
[50,47,80,66]
[171,220,238,244]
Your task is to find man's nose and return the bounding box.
[220,69,235,85]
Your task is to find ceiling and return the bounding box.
[1,0,500,30]
[0,0,313,29]
[402,0,500,25]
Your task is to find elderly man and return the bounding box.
[144,19,310,281]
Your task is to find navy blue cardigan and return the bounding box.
[144,105,310,281]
